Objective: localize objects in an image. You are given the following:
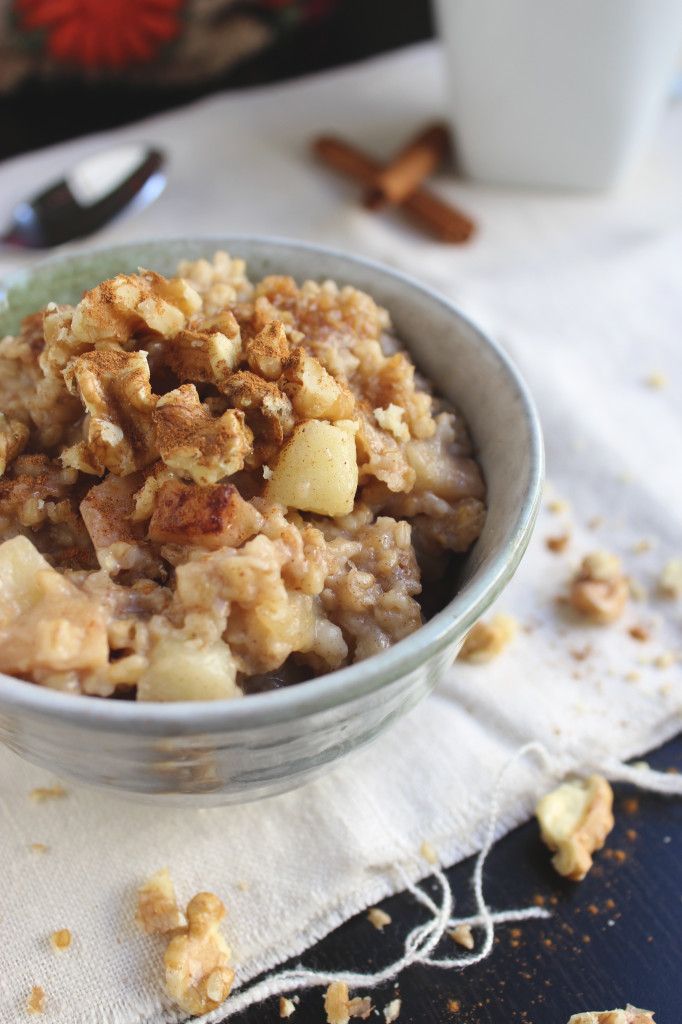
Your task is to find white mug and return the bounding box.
[433,0,682,189]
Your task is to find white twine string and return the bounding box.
[189,743,681,1024]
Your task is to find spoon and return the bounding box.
[2,144,166,249]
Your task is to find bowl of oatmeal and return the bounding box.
[0,238,542,803]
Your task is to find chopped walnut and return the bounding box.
[383,998,402,1023]
[280,996,296,1018]
[164,311,241,383]
[244,320,290,380]
[568,1006,655,1024]
[164,892,234,1016]
[26,986,46,1015]
[458,613,517,663]
[69,270,201,348]
[219,370,294,445]
[29,785,67,802]
[49,928,71,952]
[0,412,29,477]
[154,384,252,484]
[569,552,629,623]
[62,349,157,476]
[449,923,474,950]
[148,479,263,549]
[367,907,392,931]
[324,982,372,1024]
[281,347,355,421]
[658,559,682,600]
[136,868,186,935]
[348,997,373,1019]
[536,775,615,881]
[546,533,570,553]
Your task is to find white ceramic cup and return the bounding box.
[433,0,682,189]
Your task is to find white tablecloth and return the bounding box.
[0,43,680,1024]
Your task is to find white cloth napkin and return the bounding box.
[0,43,680,1024]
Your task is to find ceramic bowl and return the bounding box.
[0,237,543,805]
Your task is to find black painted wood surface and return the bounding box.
[222,735,681,1024]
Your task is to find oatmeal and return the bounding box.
[0,253,485,700]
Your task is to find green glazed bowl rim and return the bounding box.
[0,236,544,733]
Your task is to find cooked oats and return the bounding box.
[0,253,485,700]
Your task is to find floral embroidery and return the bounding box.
[16,0,184,69]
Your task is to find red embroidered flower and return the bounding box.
[16,0,183,69]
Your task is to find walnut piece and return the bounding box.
[154,384,252,484]
[536,775,615,881]
[568,1006,655,1024]
[0,412,29,477]
[449,923,474,950]
[458,613,517,663]
[164,892,234,1016]
[383,998,402,1022]
[244,320,290,380]
[69,270,201,347]
[325,982,349,1024]
[367,907,392,931]
[280,996,296,1018]
[26,985,46,1015]
[282,347,355,421]
[136,868,186,935]
[569,551,628,623]
[324,982,371,1024]
[49,928,71,952]
[148,479,263,549]
[219,370,294,444]
[658,558,682,600]
[62,349,157,476]
[164,311,241,383]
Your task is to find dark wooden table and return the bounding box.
[228,734,681,1024]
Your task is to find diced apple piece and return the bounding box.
[265,420,358,517]
[137,636,241,701]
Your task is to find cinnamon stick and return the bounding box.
[313,135,475,244]
[365,122,450,209]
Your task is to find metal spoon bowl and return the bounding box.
[2,144,166,249]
